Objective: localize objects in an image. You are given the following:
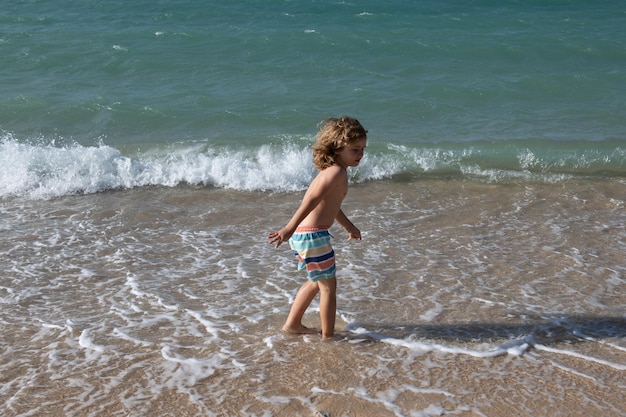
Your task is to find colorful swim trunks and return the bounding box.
[288,226,336,282]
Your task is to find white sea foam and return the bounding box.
[2,134,623,200]
[78,329,107,353]
[160,345,224,385]
[0,136,317,198]
[534,343,626,371]
[345,324,532,358]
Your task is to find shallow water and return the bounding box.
[1,179,624,416]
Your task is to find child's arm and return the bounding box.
[336,209,361,240]
[268,168,340,248]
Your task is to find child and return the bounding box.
[268,116,367,339]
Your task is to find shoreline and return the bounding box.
[1,178,624,416]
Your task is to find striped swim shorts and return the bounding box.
[288,226,336,282]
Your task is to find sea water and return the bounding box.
[1,1,625,416]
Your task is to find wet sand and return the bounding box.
[1,179,624,416]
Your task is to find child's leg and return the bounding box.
[317,277,337,339]
[282,280,319,334]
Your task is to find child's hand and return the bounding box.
[268,229,291,248]
[347,227,361,241]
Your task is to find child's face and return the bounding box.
[336,138,367,168]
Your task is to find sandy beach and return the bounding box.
[1,179,624,416]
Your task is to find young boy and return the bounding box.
[268,116,367,339]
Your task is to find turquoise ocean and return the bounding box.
[1,1,625,416]
[1,0,625,197]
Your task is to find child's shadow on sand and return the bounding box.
[342,315,626,347]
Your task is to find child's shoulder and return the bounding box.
[316,164,347,184]
[319,164,346,176]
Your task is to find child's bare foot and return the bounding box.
[281,324,318,335]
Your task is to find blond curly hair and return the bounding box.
[312,116,367,170]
